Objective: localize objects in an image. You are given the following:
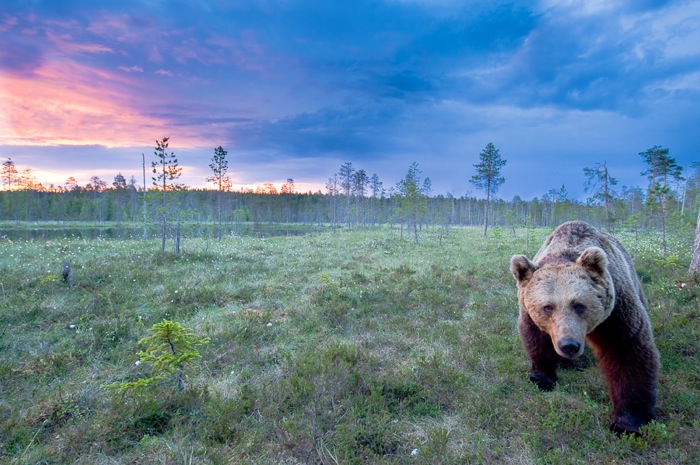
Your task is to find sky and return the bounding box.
[1,0,699,200]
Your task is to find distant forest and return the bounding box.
[1,150,698,234]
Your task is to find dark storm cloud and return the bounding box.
[234,104,404,159]
[484,1,700,114]
[1,0,698,197]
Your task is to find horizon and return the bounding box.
[2,1,699,201]
[1,141,695,202]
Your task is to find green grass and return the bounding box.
[0,225,698,464]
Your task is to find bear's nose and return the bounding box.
[558,338,582,358]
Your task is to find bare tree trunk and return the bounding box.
[661,193,668,258]
[175,217,181,254]
[689,205,700,276]
[217,188,222,240]
[413,215,419,244]
[483,194,490,236]
[468,197,472,225]
[161,216,167,252]
[142,153,148,241]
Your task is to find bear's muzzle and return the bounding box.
[557,338,583,358]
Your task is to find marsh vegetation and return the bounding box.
[0,225,698,464]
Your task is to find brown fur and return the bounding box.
[510,221,660,434]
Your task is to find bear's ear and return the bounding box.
[510,255,536,286]
[576,247,608,277]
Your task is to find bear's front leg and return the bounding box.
[600,354,658,435]
[590,322,660,435]
[519,310,559,391]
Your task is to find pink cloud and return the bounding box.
[119,65,144,73]
[204,31,269,74]
[45,29,115,55]
[86,15,147,44]
[148,45,164,63]
[0,15,19,32]
[173,36,231,66]
[0,58,211,148]
[0,12,251,152]
[160,29,274,76]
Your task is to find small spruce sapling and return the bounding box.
[103,319,209,395]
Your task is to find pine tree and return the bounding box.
[113,173,127,223]
[151,137,183,251]
[2,158,18,191]
[369,173,383,225]
[640,145,684,255]
[352,169,369,226]
[396,162,430,243]
[584,162,618,229]
[206,146,232,239]
[338,162,354,226]
[326,174,340,232]
[470,143,506,236]
[2,158,18,215]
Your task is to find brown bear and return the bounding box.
[510,221,660,435]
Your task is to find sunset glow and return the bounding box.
[0,57,221,149]
[1,1,698,198]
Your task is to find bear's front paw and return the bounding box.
[611,412,652,437]
[611,421,641,437]
[529,370,556,391]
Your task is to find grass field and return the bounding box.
[0,225,698,464]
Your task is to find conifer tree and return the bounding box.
[470,143,506,236]
[2,158,18,191]
[338,162,354,226]
[151,137,182,251]
[584,162,617,229]
[396,162,430,243]
[326,174,340,232]
[640,145,684,255]
[206,146,232,239]
[2,158,18,215]
[113,173,127,223]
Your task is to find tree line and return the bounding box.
[2,142,698,243]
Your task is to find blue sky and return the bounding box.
[1,0,698,200]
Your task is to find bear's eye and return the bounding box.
[542,304,554,314]
[572,302,586,315]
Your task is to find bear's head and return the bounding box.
[510,247,615,359]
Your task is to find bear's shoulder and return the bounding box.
[535,221,605,265]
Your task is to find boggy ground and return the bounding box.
[0,225,698,464]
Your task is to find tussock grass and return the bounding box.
[0,226,698,464]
